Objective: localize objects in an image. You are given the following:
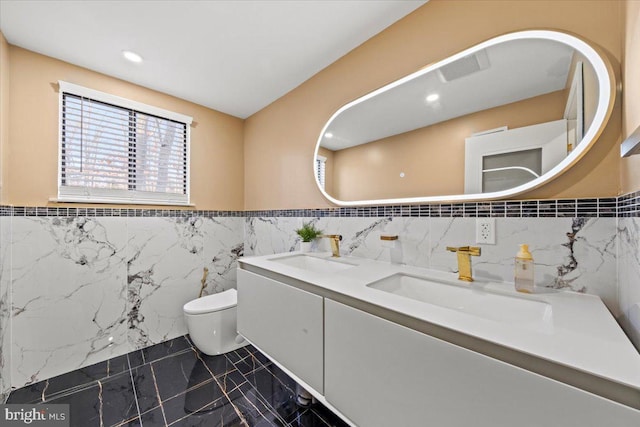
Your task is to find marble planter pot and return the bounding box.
[300,241,313,252]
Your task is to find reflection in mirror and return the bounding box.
[315,31,614,206]
[483,149,542,193]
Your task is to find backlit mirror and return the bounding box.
[314,30,615,206]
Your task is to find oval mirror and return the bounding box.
[314,30,615,206]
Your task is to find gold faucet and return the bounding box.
[320,234,343,257]
[446,246,481,282]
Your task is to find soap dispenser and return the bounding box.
[515,244,534,293]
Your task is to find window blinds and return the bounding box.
[316,156,326,190]
[58,82,191,205]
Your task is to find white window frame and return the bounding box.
[57,81,193,206]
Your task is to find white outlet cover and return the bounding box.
[476,217,496,244]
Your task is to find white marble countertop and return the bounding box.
[239,251,640,394]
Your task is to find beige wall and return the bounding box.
[0,33,9,204]
[330,91,567,201]
[244,0,623,210]
[621,0,640,193]
[2,1,632,210]
[4,45,244,210]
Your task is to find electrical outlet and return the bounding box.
[476,218,496,244]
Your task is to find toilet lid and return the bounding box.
[183,288,237,315]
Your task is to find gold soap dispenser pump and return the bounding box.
[515,244,534,293]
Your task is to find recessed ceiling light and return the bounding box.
[324,132,333,138]
[122,50,143,63]
[425,93,439,103]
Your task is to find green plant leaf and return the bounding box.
[295,222,323,242]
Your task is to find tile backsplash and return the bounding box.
[617,217,640,348]
[1,193,639,401]
[245,216,618,309]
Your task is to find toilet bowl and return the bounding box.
[183,288,247,355]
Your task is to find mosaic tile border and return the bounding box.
[618,190,640,217]
[0,191,638,218]
[244,197,619,218]
[0,206,244,218]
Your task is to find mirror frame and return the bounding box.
[314,30,616,206]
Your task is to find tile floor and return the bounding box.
[6,336,349,427]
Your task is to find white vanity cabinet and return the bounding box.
[237,269,324,393]
[324,299,640,427]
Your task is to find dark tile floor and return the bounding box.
[6,336,349,427]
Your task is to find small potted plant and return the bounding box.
[295,222,323,252]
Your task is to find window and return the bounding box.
[316,155,326,190]
[58,81,192,205]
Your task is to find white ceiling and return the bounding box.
[0,0,427,119]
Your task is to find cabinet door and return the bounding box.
[237,269,324,392]
[324,299,640,427]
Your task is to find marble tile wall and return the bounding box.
[0,216,10,403]
[245,216,620,314]
[1,206,638,400]
[618,218,640,349]
[1,216,244,394]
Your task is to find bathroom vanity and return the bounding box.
[237,252,640,427]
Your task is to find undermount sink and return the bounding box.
[367,273,553,325]
[269,254,356,274]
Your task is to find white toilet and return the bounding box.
[183,288,247,355]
